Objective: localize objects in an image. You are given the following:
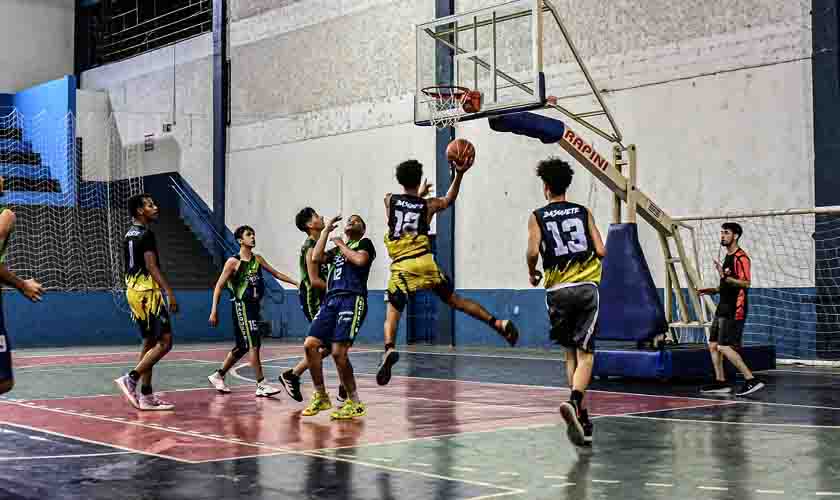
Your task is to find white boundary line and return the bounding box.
[0,451,132,461]
[0,420,196,463]
[15,359,219,372]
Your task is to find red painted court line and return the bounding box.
[0,377,731,462]
[13,346,305,368]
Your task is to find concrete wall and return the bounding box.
[0,0,75,93]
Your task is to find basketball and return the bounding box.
[446,138,475,166]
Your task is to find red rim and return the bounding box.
[421,85,471,100]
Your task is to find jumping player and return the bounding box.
[207,225,299,396]
[379,154,519,386]
[526,158,606,447]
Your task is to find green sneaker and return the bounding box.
[330,399,367,420]
[302,391,332,416]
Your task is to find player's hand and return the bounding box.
[450,150,475,173]
[697,287,716,296]
[209,311,218,327]
[168,294,179,314]
[19,279,43,302]
[547,95,558,105]
[418,178,434,198]
[713,259,724,278]
[330,236,344,246]
[324,215,342,234]
[529,270,542,287]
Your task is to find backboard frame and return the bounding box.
[414,0,623,144]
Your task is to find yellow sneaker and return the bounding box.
[302,391,332,416]
[330,399,367,420]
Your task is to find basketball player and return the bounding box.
[114,194,177,410]
[526,158,605,447]
[0,176,45,395]
[301,214,375,419]
[379,151,519,386]
[699,222,765,396]
[207,225,298,396]
[278,207,345,403]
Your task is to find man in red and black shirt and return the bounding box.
[699,222,765,396]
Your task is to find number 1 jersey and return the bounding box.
[534,201,602,288]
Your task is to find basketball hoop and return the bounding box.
[421,85,481,129]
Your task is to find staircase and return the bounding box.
[0,124,61,193]
[153,208,219,289]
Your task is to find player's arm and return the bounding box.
[384,193,392,226]
[144,249,177,313]
[333,239,371,267]
[0,210,42,302]
[255,254,299,287]
[306,248,327,291]
[209,257,238,326]
[427,168,468,218]
[587,208,607,258]
[312,215,341,264]
[526,213,542,287]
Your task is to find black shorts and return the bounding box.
[233,300,262,351]
[0,323,12,382]
[546,283,599,353]
[709,317,744,347]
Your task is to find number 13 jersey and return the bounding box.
[534,201,602,288]
[384,194,432,261]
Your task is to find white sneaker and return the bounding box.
[255,383,283,397]
[138,393,175,411]
[208,372,231,393]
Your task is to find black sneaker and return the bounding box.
[559,400,585,447]
[501,320,519,347]
[376,350,400,386]
[337,385,348,403]
[279,369,303,402]
[735,378,765,396]
[580,409,593,447]
[700,382,733,394]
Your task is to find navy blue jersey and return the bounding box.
[327,238,376,297]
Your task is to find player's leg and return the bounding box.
[209,345,246,393]
[280,297,337,401]
[717,320,765,396]
[555,285,597,447]
[378,292,404,386]
[302,300,336,416]
[331,295,367,419]
[444,291,518,346]
[701,318,731,393]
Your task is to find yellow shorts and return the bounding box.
[126,288,171,339]
[386,253,453,312]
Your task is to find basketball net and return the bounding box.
[422,86,469,129]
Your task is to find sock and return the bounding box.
[140,385,153,396]
[315,384,326,395]
[256,377,265,386]
[350,391,360,403]
[217,369,227,377]
[128,370,140,382]
[488,316,498,329]
[384,342,395,351]
[571,390,584,407]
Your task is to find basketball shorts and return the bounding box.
[232,300,262,351]
[709,317,744,347]
[386,253,454,312]
[308,293,368,345]
[546,283,600,353]
[126,288,172,340]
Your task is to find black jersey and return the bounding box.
[124,223,160,291]
[534,201,602,288]
[385,194,432,261]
